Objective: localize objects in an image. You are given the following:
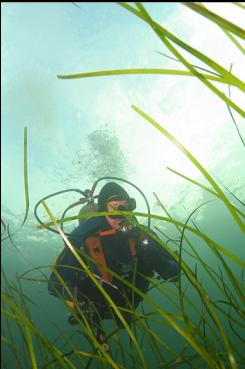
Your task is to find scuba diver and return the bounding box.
[38,178,179,348]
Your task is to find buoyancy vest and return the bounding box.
[85,230,137,282]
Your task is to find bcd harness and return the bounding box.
[85,229,137,283]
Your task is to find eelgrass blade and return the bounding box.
[221,182,245,207]
[41,200,148,369]
[179,203,245,347]
[1,336,26,367]
[139,306,177,364]
[91,221,237,367]
[42,349,116,369]
[189,219,244,308]
[39,209,245,268]
[227,102,245,147]
[166,167,245,218]
[1,267,30,369]
[223,28,245,53]
[1,218,7,236]
[117,3,245,119]
[6,224,19,251]
[2,286,79,369]
[72,2,81,9]
[136,3,245,118]
[134,216,243,365]
[2,127,29,242]
[178,201,214,329]
[63,2,245,117]
[24,324,38,369]
[23,127,29,225]
[15,277,49,364]
[57,68,229,85]
[155,223,240,339]
[131,104,245,233]
[134,223,240,369]
[198,2,245,55]
[41,205,240,368]
[155,50,222,76]
[204,237,245,304]
[8,281,37,306]
[217,264,244,317]
[215,299,245,324]
[233,3,245,10]
[118,3,245,92]
[227,64,245,147]
[1,303,25,368]
[228,305,245,344]
[35,204,244,367]
[182,2,245,39]
[50,272,129,369]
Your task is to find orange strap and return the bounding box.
[99,229,117,237]
[86,236,113,282]
[129,238,137,260]
[86,234,137,282]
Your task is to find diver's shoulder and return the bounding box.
[83,216,105,231]
[71,216,105,237]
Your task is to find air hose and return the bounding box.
[34,189,87,235]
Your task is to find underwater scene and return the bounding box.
[1,3,245,369]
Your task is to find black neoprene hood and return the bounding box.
[97,182,130,211]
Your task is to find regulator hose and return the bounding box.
[34,189,87,235]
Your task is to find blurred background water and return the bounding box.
[2,3,245,369]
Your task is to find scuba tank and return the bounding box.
[78,202,99,225]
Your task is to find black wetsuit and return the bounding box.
[48,216,179,325]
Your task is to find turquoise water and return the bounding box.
[2,3,245,369]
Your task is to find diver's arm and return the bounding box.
[141,231,179,282]
[153,253,179,282]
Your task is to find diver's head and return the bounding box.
[98,182,136,229]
